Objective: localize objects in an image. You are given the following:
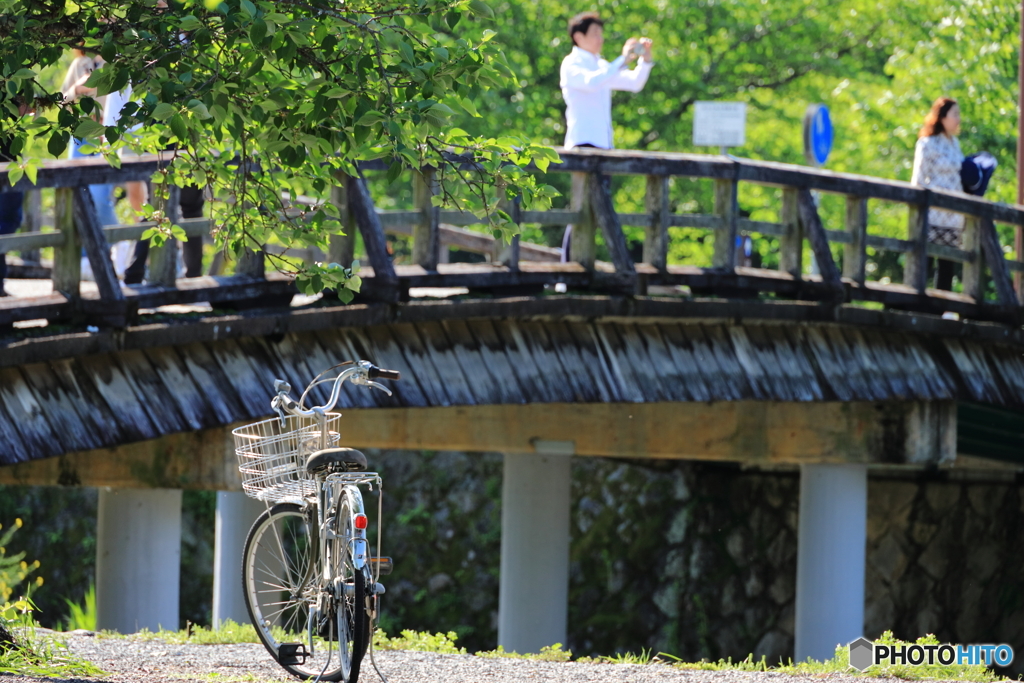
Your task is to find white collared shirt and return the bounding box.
[560,46,654,149]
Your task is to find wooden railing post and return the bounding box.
[712,178,738,270]
[779,187,802,277]
[21,189,42,264]
[904,195,929,295]
[328,173,356,269]
[589,173,635,274]
[979,217,1018,306]
[235,245,266,278]
[149,184,181,287]
[495,191,521,271]
[413,168,440,270]
[644,175,669,271]
[51,187,80,298]
[844,195,868,286]
[961,215,983,301]
[72,186,123,302]
[569,172,596,269]
[346,174,397,289]
[796,188,844,296]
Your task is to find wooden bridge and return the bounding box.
[1,148,1023,661]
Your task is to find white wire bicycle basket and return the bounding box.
[233,413,341,503]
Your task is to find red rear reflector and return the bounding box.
[354,514,368,529]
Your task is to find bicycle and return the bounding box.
[232,360,400,682]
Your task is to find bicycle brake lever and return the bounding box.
[365,380,393,396]
[271,395,288,427]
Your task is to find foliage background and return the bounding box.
[461,0,1022,281]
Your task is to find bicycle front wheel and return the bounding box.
[242,502,349,681]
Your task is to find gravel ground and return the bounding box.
[6,632,923,683]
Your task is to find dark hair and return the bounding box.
[920,97,958,138]
[568,12,603,46]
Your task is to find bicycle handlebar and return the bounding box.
[271,360,399,421]
[368,367,401,381]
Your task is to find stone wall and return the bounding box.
[865,476,1024,666]
[368,451,1024,673]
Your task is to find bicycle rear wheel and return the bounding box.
[242,502,349,681]
[334,493,371,682]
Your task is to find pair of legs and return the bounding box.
[0,192,24,295]
[123,185,206,284]
[930,258,956,291]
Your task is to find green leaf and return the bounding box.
[397,40,415,65]
[468,0,494,18]
[239,0,257,19]
[73,119,106,139]
[47,132,68,158]
[386,160,404,184]
[458,97,481,117]
[250,17,267,45]
[356,110,386,126]
[427,102,454,116]
[242,55,265,79]
[12,68,36,80]
[109,68,130,94]
[152,103,178,121]
[187,99,212,119]
[7,166,23,187]
[171,225,187,240]
[169,114,189,141]
[179,15,203,31]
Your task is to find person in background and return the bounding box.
[0,134,23,297]
[121,182,206,285]
[911,97,964,291]
[559,11,653,261]
[61,52,119,231]
[61,51,135,279]
[560,11,653,149]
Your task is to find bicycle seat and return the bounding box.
[305,448,368,474]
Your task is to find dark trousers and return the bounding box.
[124,185,205,284]
[0,192,24,291]
[929,258,956,291]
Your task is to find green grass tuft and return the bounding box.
[0,623,105,677]
[373,629,466,654]
[61,584,96,632]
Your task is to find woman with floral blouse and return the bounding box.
[911,97,964,291]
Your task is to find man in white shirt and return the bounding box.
[560,12,654,149]
[559,12,653,261]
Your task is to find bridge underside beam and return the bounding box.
[0,401,955,489]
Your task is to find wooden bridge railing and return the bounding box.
[2,148,1023,329]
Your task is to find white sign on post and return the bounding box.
[692,101,747,148]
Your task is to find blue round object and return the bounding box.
[804,104,833,167]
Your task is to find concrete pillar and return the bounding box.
[96,488,182,633]
[795,464,867,662]
[498,449,572,653]
[213,491,266,627]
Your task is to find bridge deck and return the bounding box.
[1,296,1022,469]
